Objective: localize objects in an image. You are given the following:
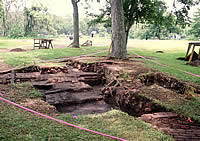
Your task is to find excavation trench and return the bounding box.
[1,57,200,140]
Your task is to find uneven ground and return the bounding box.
[0,55,199,140]
[67,56,200,141]
[0,38,200,140]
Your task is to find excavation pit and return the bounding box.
[1,56,200,140]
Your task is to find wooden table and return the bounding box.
[34,39,53,49]
[185,42,200,63]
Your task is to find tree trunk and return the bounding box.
[125,29,130,49]
[110,0,127,59]
[2,14,7,36]
[71,0,79,48]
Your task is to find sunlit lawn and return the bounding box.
[0,38,199,84]
[127,40,200,84]
[0,84,173,141]
[0,38,199,140]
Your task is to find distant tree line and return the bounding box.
[0,0,102,38]
[88,0,200,41]
[0,0,199,40]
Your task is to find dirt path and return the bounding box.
[0,60,12,71]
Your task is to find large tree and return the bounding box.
[88,0,167,50]
[70,0,100,48]
[88,0,199,59]
[71,0,80,48]
[110,0,127,59]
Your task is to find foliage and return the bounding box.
[133,22,183,40]
[89,0,167,29]
[0,0,3,19]
[52,15,73,35]
[7,21,25,38]
[88,0,199,41]
[173,0,200,27]
[88,0,169,45]
[24,3,55,37]
[188,8,200,39]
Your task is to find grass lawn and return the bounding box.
[0,38,199,84]
[0,84,173,141]
[0,39,33,49]
[0,38,199,140]
[127,40,200,84]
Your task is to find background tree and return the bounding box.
[1,0,17,36]
[88,0,167,46]
[173,0,200,27]
[52,15,73,35]
[0,0,3,19]
[188,8,200,39]
[24,3,55,37]
[0,0,25,37]
[87,0,199,59]
[110,0,127,59]
[70,0,101,48]
[71,0,80,48]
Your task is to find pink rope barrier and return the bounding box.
[0,95,128,141]
[129,50,200,78]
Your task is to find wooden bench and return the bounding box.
[185,42,200,63]
[34,39,53,49]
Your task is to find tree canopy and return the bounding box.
[88,0,168,44]
[24,3,55,36]
[89,0,200,32]
[189,8,200,39]
[0,0,3,19]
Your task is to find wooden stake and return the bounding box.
[11,70,15,84]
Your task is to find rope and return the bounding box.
[0,50,107,74]
[0,94,128,141]
[129,49,200,78]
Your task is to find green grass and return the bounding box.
[0,39,199,140]
[165,97,200,122]
[127,40,200,84]
[0,46,108,66]
[0,104,173,141]
[0,83,173,141]
[139,91,200,122]
[0,39,32,49]
[1,39,198,84]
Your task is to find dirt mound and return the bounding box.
[10,48,26,52]
[177,51,199,61]
[156,51,164,53]
[190,60,200,67]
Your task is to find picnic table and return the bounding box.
[34,39,53,49]
[185,41,200,63]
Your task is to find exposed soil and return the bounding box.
[10,48,26,52]
[0,64,113,116]
[68,56,200,141]
[139,112,200,141]
[177,51,200,67]
[0,60,12,71]
[0,56,200,140]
